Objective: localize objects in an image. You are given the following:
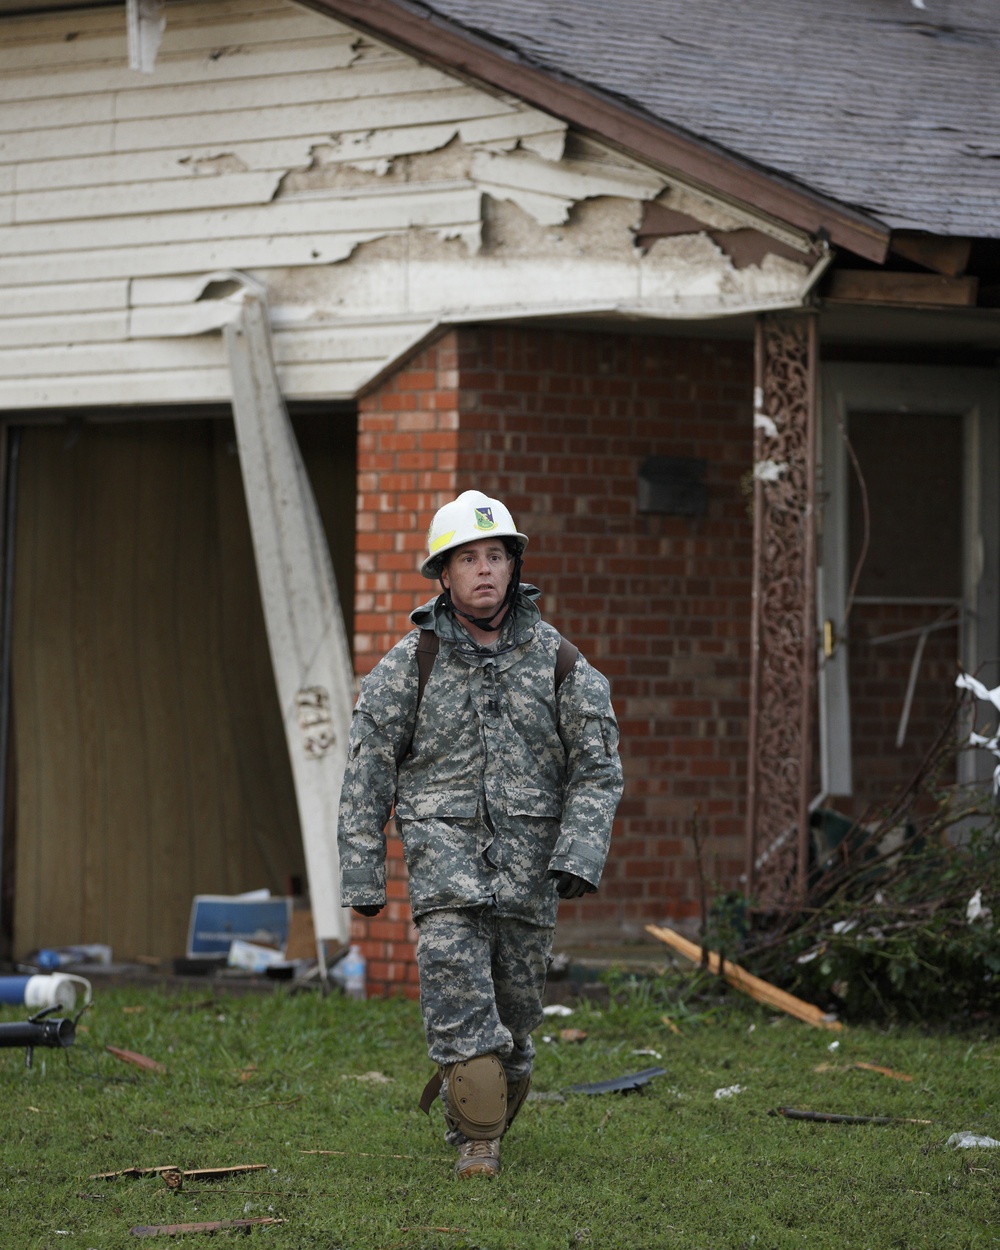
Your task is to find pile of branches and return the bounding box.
[735,696,1000,1025]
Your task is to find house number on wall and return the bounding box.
[296,687,334,758]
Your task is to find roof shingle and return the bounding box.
[405,0,1000,237]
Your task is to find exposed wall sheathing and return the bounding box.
[0,0,818,409]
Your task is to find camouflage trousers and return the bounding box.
[415,905,553,1137]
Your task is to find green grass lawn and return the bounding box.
[2,976,998,1249]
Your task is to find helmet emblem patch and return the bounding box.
[474,507,497,531]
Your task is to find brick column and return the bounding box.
[349,332,459,997]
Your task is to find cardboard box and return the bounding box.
[186,895,292,960]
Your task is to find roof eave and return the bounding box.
[302,0,891,264]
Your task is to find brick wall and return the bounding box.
[349,335,462,997]
[348,324,757,996]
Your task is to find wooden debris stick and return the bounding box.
[300,1149,415,1159]
[106,1047,167,1073]
[92,1166,181,1180]
[771,1106,932,1125]
[645,924,842,1031]
[181,1165,267,1181]
[853,1062,913,1082]
[91,1164,266,1181]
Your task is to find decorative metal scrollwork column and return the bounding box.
[745,312,818,905]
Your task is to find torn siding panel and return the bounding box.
[15,170,288,223]
[0,321,435,407]
[469,148,666,225]
[0,39,361,104]
[112,60,460,123]
[112,87,516,151]
[0,279,128,318]
[15,140,318,193]
[0,184,486,267]
[0,311,130,349]
[0,0,818,409]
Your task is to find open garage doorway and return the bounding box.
[1,408,356,963]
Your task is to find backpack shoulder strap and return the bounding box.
[399,630,439,763]
[408,630,573,759]
[415,628,440,706]
[554,636,579,691]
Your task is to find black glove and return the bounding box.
[352,904,383,918]
[550,871,590,900]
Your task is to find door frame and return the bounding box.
[819,363,1000,793]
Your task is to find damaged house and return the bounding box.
[0,0,998,992]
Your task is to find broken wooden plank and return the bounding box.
[770,1106,931,1125]
[181,1165,268,1181]
[889,233,972,277]
[91,1166,182,1181]
[91,1163,266,1181]
[645,924,842,1031]
[825,270,978,307]
[226,291,355,954]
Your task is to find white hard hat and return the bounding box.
[421,489,528,579]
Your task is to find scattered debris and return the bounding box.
[770,1107,931,1125]
[813,1061,913,1081]
[646,924,841,1031]
[630,1049,662,1059]
[853,1062,913,1082]
[106,1047,167,1073]
[661,1016,681,1035]
[542,1004,574,1017]
[714,1084,745,1099]
[227,939,288,973]
[559,1029,588,1043]
[400,1227,468,1235]
[301,1149,415,1159]
[91,1164,266,1181]
[966,888,993,927]
[161,1170,183,1192]
[237,1095,302,1112]
[130,1216,284,1237]
[946,1131,1000,1149]
[568,1067,667,1096]
[340,1071,392,1083]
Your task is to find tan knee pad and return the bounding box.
[444,1054,507,1140]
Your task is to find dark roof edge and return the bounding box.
[303,0,891,263]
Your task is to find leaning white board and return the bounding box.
[225,290,352,954]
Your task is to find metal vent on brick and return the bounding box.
[637,456,708,516]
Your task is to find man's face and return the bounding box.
[441,539,514,619]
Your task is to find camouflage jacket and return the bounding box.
[337,588,623,926]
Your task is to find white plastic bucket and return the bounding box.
[0,973,91,1011]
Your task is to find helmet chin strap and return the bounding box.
[441,553,523,634]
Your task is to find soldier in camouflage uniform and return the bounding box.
[338,490,623,1179]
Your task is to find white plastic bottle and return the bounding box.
[341,944,367,1000]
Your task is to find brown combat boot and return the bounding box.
[454,1137,501,1178]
